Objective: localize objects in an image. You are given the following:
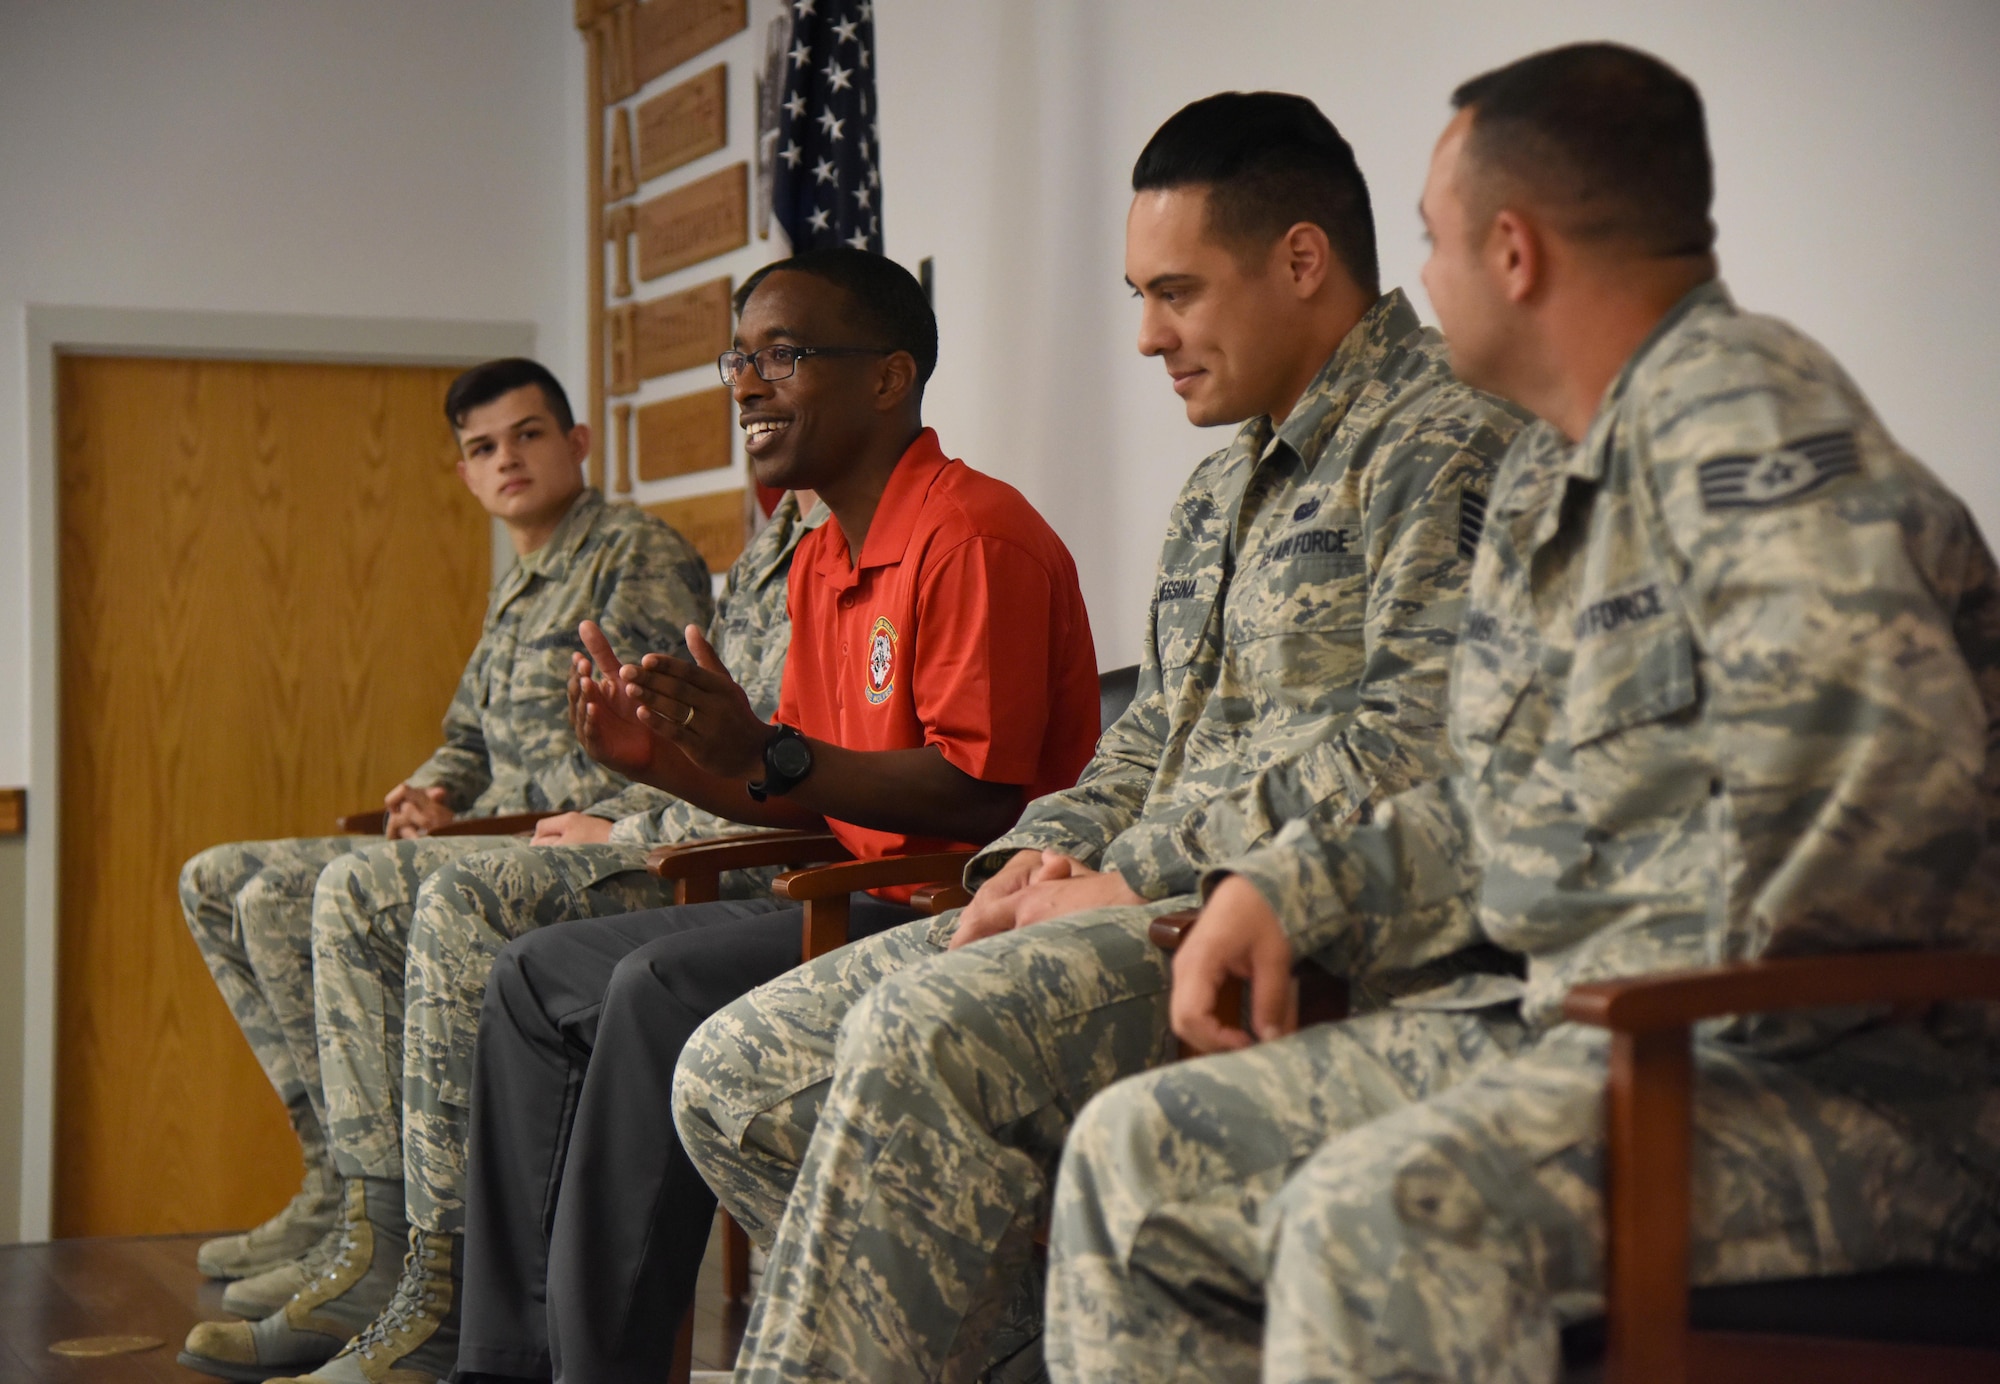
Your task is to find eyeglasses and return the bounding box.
[717,344,891,385]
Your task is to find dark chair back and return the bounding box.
[1098,664,1140,733]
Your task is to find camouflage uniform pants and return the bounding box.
[181,836,361,1149]
[1046,1007,2000,1384]
[311,836,522,1191]
[316,838,676,1233]
[675,899,1196,1383]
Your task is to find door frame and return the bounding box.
[16,306,534,1242]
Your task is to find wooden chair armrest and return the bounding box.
[1566,949,2000,1384]
[910,883,973,914]
[336,810,388,834]
[1563,951,2000,1033]
[644,830,849,880]
[426,810,557,838]
[771,851,980,902]
[1147,908,1201,951]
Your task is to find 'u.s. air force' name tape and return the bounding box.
[1696,430,1861,511]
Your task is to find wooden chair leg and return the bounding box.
[723,1210,752,1304]
[669,1299,695,1384]
[1604,1027,1694,1384]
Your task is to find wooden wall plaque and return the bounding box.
[636,163,748,281]
[637,276,733,380]
[637,387,733,481]
[634,0,746,87]
[638,64,728,183]
[644,488,750,572]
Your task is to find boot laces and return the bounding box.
[350,1239,439,1362]
[296,1221,363,1297]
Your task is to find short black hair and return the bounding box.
[1451,43,1715,257]
[1131,92,1379,296]
[734,248,939,391]
[444,358,576,432]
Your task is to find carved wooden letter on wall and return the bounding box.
[608,303,639,395]
[598,2,637,103]
[637,276,733,380]
[606,105,638,201]
[638,64,728,182]
[636,163,749,281]
[613,402,635,495]
[637,388,733,481]
[605,203,637,298]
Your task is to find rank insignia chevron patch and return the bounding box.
[1697,430,1862,511]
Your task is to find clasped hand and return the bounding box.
[383,782,453,839]
[568,620,770,781]
[948,849,1146,949]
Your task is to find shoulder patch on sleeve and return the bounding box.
[1457,490,1487,560]
[1696,430,1861,511]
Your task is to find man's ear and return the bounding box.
[1281,221,1334,301]
[1488,208,1543,306]
[566,422,593,467]
[454,456,471,487]
[874,350,919,413]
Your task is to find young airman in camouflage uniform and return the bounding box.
[177,496,814,1384]
[1046,45,2000,1384]
[674,96,1525,1382]
[179,362,710,1380]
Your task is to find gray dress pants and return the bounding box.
[453,895,917,1384]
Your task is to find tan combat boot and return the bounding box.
[179,1176,407,1383]
[271,1229,461,1384]
[199,1109,343,1281]
[222,1220,338,1319]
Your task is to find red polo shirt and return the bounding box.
[778,428,1099,887]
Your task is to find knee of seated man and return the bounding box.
[238,861,313,934]
[311,852,371,916]
[828,959,1023,1111]
[480,915,576,1006]
[179,843,236,908]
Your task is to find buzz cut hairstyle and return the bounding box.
[1131,91,1381,297]
[734,248,940,391]
[444,357,576,433]
[1450,43,1716,258]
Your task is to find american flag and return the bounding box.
[771,0,882,253]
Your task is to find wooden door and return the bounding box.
[56,356,492,1237]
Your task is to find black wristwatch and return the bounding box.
[748,723,814,801]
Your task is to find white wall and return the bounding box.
[0,0,585,1240]
[875,0,2000,669]
[0,0,587,787]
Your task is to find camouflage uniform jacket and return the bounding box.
[404,486,713,818]
[968,289,1526,899]
[591,493,829,845]
[1222,282,2000,1044]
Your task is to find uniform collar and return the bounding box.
[1564,278,1734,486]
[515,486,604,580]
[1493,280,1732,558]
[1258,288,1424,467]
[749,491,829,585]
[814,427,950,586]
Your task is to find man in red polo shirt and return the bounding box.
[430,249,1099,1384]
